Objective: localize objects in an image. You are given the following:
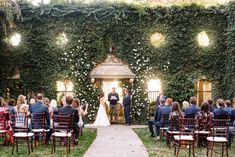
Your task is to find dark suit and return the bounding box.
[213,107,229,119]
[155,105,172,136]
[230,109,235,125]
[58,105,79,139]
[29,102,50,128]
[123,94,131,125]
[184,104,200,118]
[29,102,50,142]
[147,104,165,136]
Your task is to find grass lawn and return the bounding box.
[0,128,97,157]
[134,128,235,157]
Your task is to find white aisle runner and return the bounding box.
[83,125,149,157]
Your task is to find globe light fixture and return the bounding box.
[150,32,165,48]
[56,33,68,46]
[9,33,21,46]
[148,79,161,92]
[197,31,210,47]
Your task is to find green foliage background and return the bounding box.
[0,2,235,123]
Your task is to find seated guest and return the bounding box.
[155,98,172,140]
[233,97,235,108]
[148,98,165,137]
[224,100,233,115]
[230,108,235,126]
[49,99,58,115]
[181,101,189,112]
[30,94,50,145]
[29,98,36,109]
[7,99,16,116]
[207,99,216,112]
[170,102,183,118]
[184,97,200,118]
[213,99,229,119]
[228,120,235,147]
[195,102,213,131]
[15,95,28,113]
[58,96,79,144]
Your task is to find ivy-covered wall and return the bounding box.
[0,2,235,123]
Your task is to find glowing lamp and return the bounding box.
[197,31,210,47]
[148,79,161,92]
[150,32,165,48]
[10,33,21,46]
[56,33,68,46]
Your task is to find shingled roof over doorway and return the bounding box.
[90,55,135,79]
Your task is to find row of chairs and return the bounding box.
[159,114,231,157]
[0,112,75,155]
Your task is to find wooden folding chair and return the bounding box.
[0,111,7,145]
[206,119,229,157]
[31,112,50,146]
[174,117,195,157]
[166,115,180,148]
[51,114,74,155]
[194,117,212,147]
[160,113,170,141]
[11,113,34,155]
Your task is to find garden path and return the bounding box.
[83,125,149,157]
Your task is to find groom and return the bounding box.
[108,87,119,123]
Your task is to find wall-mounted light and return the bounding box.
[56,33,68,46]
[9,33,21,46]
[148,79,161,92]
[197,31,210,47]
[150,32,165,48]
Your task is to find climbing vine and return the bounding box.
[0,1,235,123]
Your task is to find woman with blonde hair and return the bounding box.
[15,95,28,113]
[49,99,58,117]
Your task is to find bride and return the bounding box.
[92,92,110,126]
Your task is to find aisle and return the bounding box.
[83,125,149,157]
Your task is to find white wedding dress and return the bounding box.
[92,97,110,127]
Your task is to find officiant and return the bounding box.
[108,87,119,123]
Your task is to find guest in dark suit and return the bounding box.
[58,96,79,143]
[155,98,172,140]
[224,100,234,115]
[213,99,229,119]
[148,98,165,137]
[184,97,200,118]
[29,93,50,144]
[207,99,216,112]
[122,88,131,126]
[230,109,235,125]
[156,91,167,106]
